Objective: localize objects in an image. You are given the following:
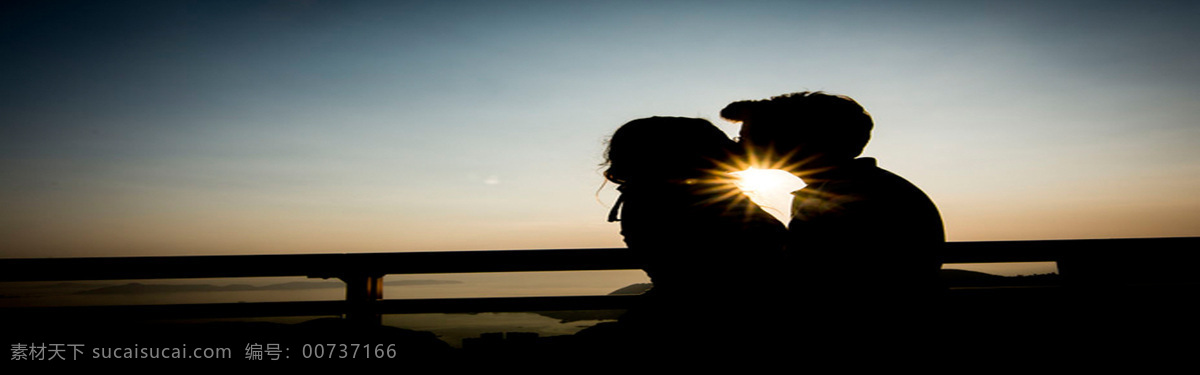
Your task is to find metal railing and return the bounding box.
[1,237,1197,324]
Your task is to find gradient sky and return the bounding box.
[2,0,1197,259]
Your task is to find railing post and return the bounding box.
[339,273,384,326]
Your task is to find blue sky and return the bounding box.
[2,0,1197,258]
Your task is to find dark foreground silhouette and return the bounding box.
[5,275,1198,369]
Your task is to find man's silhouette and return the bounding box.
[721,91,945,310]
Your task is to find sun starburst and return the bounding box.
[692,148,807,224]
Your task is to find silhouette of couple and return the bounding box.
[588,91,945,358]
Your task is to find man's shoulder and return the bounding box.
[845,159,930,197]
[799,161,906,195]
[794,158,942,218]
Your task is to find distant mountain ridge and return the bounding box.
[608,283,654,295]
[940,269,1061,287]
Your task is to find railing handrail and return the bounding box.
[2,237,1195,282]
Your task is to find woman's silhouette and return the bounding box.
[581,116,787,354]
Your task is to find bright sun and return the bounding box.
[731,168,806,224]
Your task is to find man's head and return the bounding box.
[721,91,873,169]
